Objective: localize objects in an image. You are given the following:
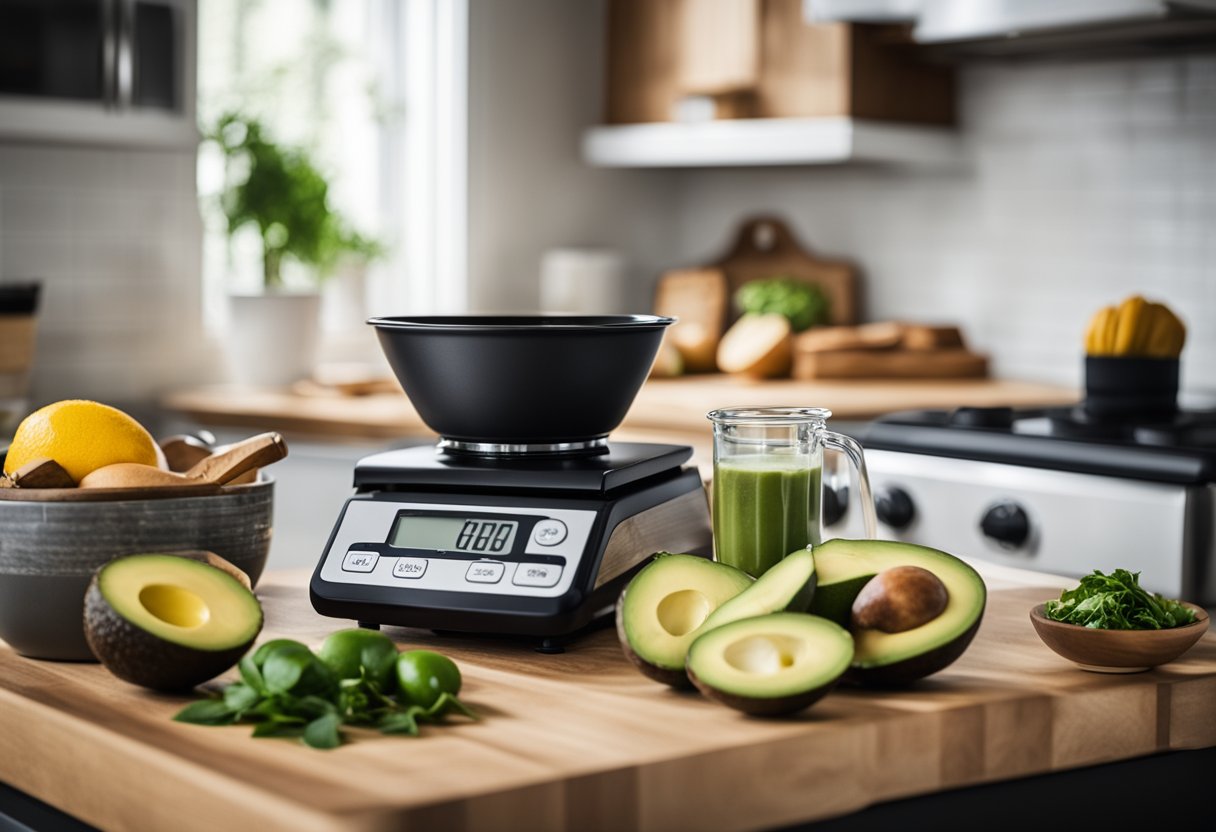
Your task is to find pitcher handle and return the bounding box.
[820,429,877,539]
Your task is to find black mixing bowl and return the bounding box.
[369,315,674,446]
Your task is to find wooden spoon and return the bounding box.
[79,432,287,490]
[159,433,258,484]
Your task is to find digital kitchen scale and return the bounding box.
[309,313,711,645]
[309,440,712,642]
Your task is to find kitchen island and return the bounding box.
[1,559,1212,831]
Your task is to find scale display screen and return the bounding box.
[389,515,519,554]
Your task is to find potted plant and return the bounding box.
[210,113,381,386]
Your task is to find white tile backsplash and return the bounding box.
[669,54,1216,395]
[0,142,208,404]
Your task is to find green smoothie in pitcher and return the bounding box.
[712,457,821,577]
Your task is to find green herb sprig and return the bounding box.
[173,639,476,750]
[1043,569,1197,630]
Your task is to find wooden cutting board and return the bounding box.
[793,348,989,380]
[1,564,1213,832]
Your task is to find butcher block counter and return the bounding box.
[163,376,1077,441]
[1,561,1213,832]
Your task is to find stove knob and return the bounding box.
[823,485,848,527]
[874,487,915,530]
[980,501,1030,549]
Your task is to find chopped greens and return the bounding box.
[1044,569,1197,630]
[174,634,476,749]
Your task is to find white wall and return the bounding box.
[465,0,679,313]
[0,144,208,403]
[667,55,1216,395]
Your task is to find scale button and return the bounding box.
[532,519,568,547]
[465,561,505,584]
[392,557,428,580]
[342,550,379,573]
[513,563,563,588]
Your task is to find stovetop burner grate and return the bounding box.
[1043,407,1216,449]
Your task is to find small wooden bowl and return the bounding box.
[1030,603,1209,673]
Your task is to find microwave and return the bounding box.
[0,0,197,148]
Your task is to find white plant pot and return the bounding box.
[322,260,369,335]
[226,293,321,387]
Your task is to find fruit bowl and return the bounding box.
[1029,603,1209,673]
[0,473,273,661]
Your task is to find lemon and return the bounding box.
[4,400,160,483]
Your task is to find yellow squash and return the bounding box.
[1084,296,1186,359]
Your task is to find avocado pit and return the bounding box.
[851,565,949,634]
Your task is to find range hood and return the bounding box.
[806,0,1216,55]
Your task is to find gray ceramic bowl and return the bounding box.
[0,479,273,661]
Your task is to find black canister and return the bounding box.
[1084,356,1179,420]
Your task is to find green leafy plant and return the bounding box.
[174,637,476,750]
[209,112,382,289]
[734,278,831,333]
[1043,569,1197,630]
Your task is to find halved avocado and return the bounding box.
[84,554,264,691]
[686,613,853,716]
[698,548,816,633]
[809,539,986,685]
[616,553,753,688]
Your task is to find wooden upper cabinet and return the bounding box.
[605,0,954,125]
[677,0,760,96]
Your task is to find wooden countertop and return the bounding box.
[163,376,1078,441]
[1,561,1213,832]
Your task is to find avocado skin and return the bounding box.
[83,575,262,692]
[845,607,984,687]
[615,599,695,689]
[686,665,841,716]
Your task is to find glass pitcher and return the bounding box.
[706,407,877,577]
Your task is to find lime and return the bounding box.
[319,629,399,689]
[395,650,462,709]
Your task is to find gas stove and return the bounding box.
[828,406,1216,605]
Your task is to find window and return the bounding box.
[196,0,467,346]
